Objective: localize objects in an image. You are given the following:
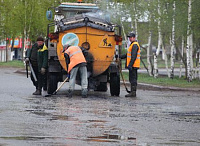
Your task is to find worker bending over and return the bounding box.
[63,44,88,98]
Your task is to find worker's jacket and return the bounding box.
[64,46,86,73]
[26,43,38,66]
[126,41,140,68]
[37,44,48,70]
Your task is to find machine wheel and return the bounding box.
[110,73,120,96]
[95,82,108,92]
[47,73,58,94]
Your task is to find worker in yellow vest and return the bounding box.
[120,33,140,97]
[63,44,88,98]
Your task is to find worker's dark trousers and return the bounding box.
[38,72,47,91]
[129,68,138,86]
[31,65,38,89]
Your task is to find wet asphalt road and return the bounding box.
[0,67,200,146]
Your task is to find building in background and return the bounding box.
[9,38,31,60]
[0,38,32,62]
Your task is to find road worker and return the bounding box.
[120,33,140,97]
[25,36,48,96]
[63,44,88,98]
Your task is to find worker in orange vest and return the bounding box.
[63,44,88,98]
[120,33,140,97]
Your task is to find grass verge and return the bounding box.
[122,72,200,88]
[0,60,24,68]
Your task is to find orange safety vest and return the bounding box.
[64,46,86,73]
[126,41,140,68]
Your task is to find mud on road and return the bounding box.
[0,67,200,146]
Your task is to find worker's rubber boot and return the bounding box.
[66,90,73,98]
[32,89,41,95]
[125,85,136,97]
[82,88,88,98]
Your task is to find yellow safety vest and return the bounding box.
[126,41,140,68]
[65,46,86,73]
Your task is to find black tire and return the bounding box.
[47,73,58,94]
[95,82,108,92]
[110,73,120,96]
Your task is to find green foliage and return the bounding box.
[0,0,61,41]
[1,0,200,47]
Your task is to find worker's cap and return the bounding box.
[127,33,135,38]
[62,44,71,52]
[36,36,44,42]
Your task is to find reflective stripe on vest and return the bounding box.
[66,50,82,58]
[65,46,86,73]
[126,41,140,68]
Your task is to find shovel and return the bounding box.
[45,76,69,97]
[116,58,131,93]
[119,68,131,93]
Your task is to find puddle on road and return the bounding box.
[142,102,165,105]
[169,111,200,123]
[159,139,200,145]
[26,109,52,117]
[49,115,78,121]
[0,136,47,141]
[87,120,107,123]
[87,134,136,143]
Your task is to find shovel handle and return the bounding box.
[54,77,69,94]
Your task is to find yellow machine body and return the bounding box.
[57,27,116,77]
[46,1,122,96]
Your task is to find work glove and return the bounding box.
[25,58,29,64]
[127,65,132,71]
[41,68,46,75]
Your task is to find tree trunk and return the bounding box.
[179,36,184,78]
[163,44,170,77]
[21,35,25,61]
[194,52,198,78]
[5,37,8,62]
[199,52,200,79]
[133,1,138,39]
[170,1,176,79]
[147,30,153,76]
[186,0,193,82]
[153,53,158,78]
[120,19,127,44]
[154,0,161,78]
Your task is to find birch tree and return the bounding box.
[170,1,176,79]
[133,1,138,39]
[153,0,161,78]
[179,36,184,78]
[147,30,153,76]
[199,52,200,79]
[146,1,153,76]
[186,0,193,82]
